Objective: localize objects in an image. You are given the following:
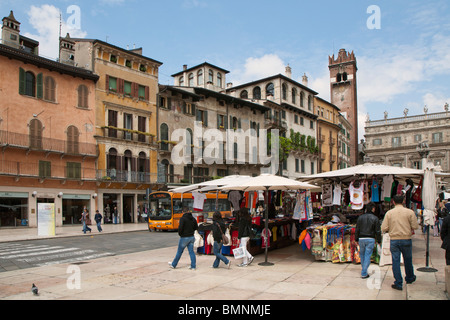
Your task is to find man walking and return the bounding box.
[169,209,198,270]
[355,202,382,279]
[381,194,419,290]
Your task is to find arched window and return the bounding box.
[292,88,297,104]
[186,128,193,156]
[342,72,348,81]
[179,76,184,86]
[217,72,222,88]
[29,119,43,149]
[44,76,56,102]
[253,86,261,100]
[240,90,248,99]
[138,152,148,182]
[282,83,288,100]
[25,71,36,97]
[197,70,203,85]
[160,123,169,151]
[107,148,118,179]
[188,73,194,86]
[78,85,89,108]
[208,69,214,83]
[300,92,305,108]
[336,73,342,82]
[308,95,312,111]
[266,83,274,97]
[67,125,79,154]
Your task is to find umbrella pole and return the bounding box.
[259,187,274,266]
[417,225,438,273]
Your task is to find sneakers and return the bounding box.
[406,276,416,284]
[168,262,175,269]
[391,284,403,291]
[188,266,196,270]
[226,261,231,269]
[247,257,254,266]
[237,263,247,267]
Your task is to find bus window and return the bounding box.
[149,193,172,220]
[217,199,231,212]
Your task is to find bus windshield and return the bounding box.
[149,193,172,220]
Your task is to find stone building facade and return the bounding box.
[363,108,450,172]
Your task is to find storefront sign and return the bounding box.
[38,203,55,237]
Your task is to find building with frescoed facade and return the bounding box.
[64,37,163,224]
[0,11,99,228]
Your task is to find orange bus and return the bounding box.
[148,191,231,231]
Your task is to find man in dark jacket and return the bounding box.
[355,202,382,279]
[441,213,450,265]
[169,210,198,270]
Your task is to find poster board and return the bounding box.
[38,203,55,237]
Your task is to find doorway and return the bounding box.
[123,194,134,223]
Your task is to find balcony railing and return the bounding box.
[0,130,97,156]
[0,160,97,180]
[96,169,157,184]
[100,127,156,145]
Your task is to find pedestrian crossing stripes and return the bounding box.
[0,243,114,269]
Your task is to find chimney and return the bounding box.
[302,73,308,87]
[183,64,187,71]
[285,65,292,78]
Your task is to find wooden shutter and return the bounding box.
[105,75,109,91]
[145,86,149,101]
[118,78,124,94]
[19,68,25,95]
[36,73,43,99]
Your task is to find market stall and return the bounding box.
[297,163,426,265]
[220,174,319,266]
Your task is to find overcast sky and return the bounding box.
[1,0,449,140]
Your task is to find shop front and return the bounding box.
[62,194,91,225]
[0,192,29,227]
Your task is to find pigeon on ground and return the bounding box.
[31,283,39,296]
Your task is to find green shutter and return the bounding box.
[19,67,25,95]
[36,73,43,99]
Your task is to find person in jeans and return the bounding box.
[211,211,231,269]
[80,207,91,234]
[355,202,382,279]
[94,210,103,232]
[381,194,419,290]
[169,209,198,270]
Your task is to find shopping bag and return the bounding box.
[232,247,245,259]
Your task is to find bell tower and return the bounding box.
[2,10,21,49]
[329,49,358,166]
[59,33,76,66]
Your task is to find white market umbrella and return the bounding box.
[169,175,251,193]
[300,163,423,184]
[221,174,319,266]
[419,163,438,273]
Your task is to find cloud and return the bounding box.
[230,54,286,85]
[423,93,450,113]
[24,4,87,60]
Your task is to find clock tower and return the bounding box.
[329,49,358,166]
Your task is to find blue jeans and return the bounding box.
[171,236,196,269]
[390,239,415,288]
[96,221,102,232]
[82,221,91,233]
[359,238,375,277]
[213,241,229,268]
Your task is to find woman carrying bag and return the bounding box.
[235,207,254,267]
[211,211,231,269]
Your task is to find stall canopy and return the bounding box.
[299,163,424,184]
[168,175,251,194]
[220,174,319,266]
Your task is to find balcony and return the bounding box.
[97,169,156,184]
[0,130,97,157]
[99,126,156,145]
[0,159,97,181]
[265,116,288,131]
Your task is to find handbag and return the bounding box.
[216,222,230,245]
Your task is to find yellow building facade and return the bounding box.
[314,97,341,173]
[64,37,162,224]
